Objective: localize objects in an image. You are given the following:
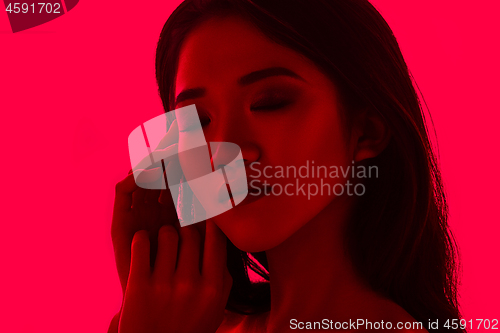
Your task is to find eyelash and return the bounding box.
[251,100,292,111]
[250,95,293,111]
[179,94,292,131]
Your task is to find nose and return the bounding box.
[208,105,261,169]
[239,143,261,167]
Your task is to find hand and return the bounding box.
[112,120,180,295]
[118,221,232,333]
[110,119,232,333]
[112,173,174,296]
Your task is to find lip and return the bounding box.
[216,183,251,204]
[217,180,271,206]
[233,181,272,208]
[235,186,268,208]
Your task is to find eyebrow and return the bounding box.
[175,88,206,107]
[238,67,305,86]
[175,67,304,106]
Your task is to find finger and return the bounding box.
[133,167,164,186]
[160,158,182,206]
[112,237,132,294]
[158,201,181,242]
[150,143,179,165]
[159,188,173,206]
[114,173,139,212]
[145,189,161,204]
[129,230,151,283]
[131,143,178,173]
[155,119,178,150]
[153,225,179,281]
[202,221,227,284]
[132,187,147,208]
[131,118,178,172]
[176,225,202,276]
[131,143,178,183]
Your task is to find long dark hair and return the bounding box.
[155,0,463,330]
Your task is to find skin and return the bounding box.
[110,15,427,333]
[174,16,359,253]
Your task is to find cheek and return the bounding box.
[301,100,348,158]
[263,106,348,169]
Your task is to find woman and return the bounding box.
[109,0,463,332]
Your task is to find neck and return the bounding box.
[264,196,383,332]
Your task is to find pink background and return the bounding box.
[1,0,498,331]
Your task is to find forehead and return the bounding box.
[174,15,317,93]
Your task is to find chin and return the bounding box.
[211,211,289,253]
[213,211,309,254]
[212,193,330,252]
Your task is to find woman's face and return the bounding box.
[174,15,354,252]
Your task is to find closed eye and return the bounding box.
[250,92,294,111]
[251,100,292,111]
